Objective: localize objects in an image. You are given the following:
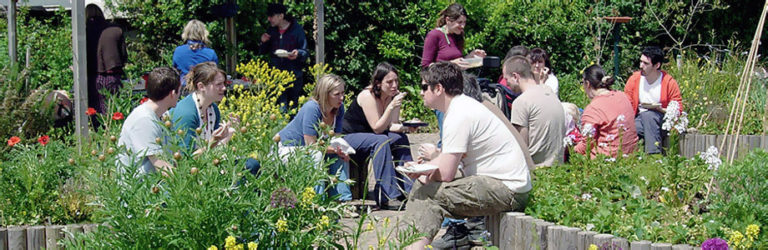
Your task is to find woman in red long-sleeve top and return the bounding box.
[420,3,486,69]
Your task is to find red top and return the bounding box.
[278,28,287,35]
[623,70,683,114]
[421,28,463,68]
[575,91,639,158]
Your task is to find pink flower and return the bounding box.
[112,112,124,121]
[7,136,21,147]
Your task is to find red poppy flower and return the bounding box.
[86,107,97,116]
[140,97,149,104]
[7,136,20,147]
[38,135,50,146]
[112,112,124,120]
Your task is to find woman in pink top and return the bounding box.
[574,65,638,158]
[420,3,485,69]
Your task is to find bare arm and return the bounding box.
[148,155,174,175]
[515,124,529,146]
[425,152,463,183]
[358,91,398,134]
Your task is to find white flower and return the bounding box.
[598,142,608,148]
[661,187,670,192]
[699,146,722,171]
[586,224,595,231]
[605,133,617,141]
[583,123,596,138]
[581,193,592,200]
[656,159,663,164]
[662,101,686,133]
[616,114,626,122]
[605,157,616,162]
[563,136,574,147]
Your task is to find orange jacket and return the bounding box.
[623,70,683,115]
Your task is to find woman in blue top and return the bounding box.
[173,20,219,89]
[170,62,233,154]
[278,74,351,201]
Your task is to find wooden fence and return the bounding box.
[487,212,701,250]
[679,133,768,159]
[0,224,100,250]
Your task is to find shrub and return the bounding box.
[707,150,768,248]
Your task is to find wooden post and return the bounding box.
[46,225,64,250]
[83,224,98,234]
[631,240,652,250]
[314,0,324,69]
[533,220,553,250]
[26,226,45,250]
[612,237,630,250]
[514,215,532,249]
[0,227,8,250]
[7,227,25,250]
[224,0,237,77]
[7,0,17,66]
[520,216,535,249]
[546,225,564,250]
[671,244,692,250]
[497,212,523,249]
[578,231,597,250]
[593,234,614,248]
[561,227,580,250]
[651,243,673,250]
[72,0,89,145]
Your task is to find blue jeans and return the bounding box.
[635,110,665,154]
[344,132,413,204]
[318,156,352,201]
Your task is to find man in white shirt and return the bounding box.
[118,67,181,175]
[403,62,531,249]
[623,46,683,154]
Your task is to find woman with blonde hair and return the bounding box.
[277,74,352,201]
[173,19,219,88]
[170,62,233,153]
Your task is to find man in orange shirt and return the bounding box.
[624,46,682,154]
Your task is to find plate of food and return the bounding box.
[402,119,428,127]
[274,49,291,58]
[396,164,438,174]
[640,102,661,110]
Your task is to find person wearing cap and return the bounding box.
[258,3,309,110]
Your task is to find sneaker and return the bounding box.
[465,218,487,246]
[431,222,470,250]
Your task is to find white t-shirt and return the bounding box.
[544,73,559,97]
[638,72,663,112]
[118,103,164,174]
[442,94,532,193]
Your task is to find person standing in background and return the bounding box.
[259,3,309,110]
[173,20,219,91]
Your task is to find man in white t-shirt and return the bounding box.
[506,55,565,167]
[402,62,531,250]
[118,67,181,175]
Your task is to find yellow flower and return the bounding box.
[208,246,218,250]
[746,224,760,239]
[225,235,237,248]
[301,186,316,206]
[318,215,331,230]
[589,244,598,250]
[233,244,244,250]
[366,221,375,232]
[425,245,434,249]
[276,218,288,232]
[247,242,258,250]
[729,230,745,247]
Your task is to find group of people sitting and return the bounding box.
[115,2,683,249]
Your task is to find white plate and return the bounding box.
[275,49,291,58]
[640,103,661,109]
[330,137,356,155]
[396,164,438,174]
